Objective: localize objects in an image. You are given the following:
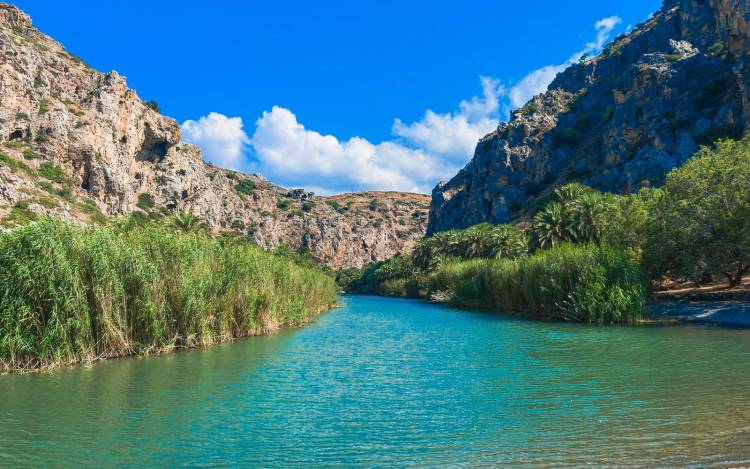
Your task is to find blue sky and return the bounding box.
[16,0,662,193]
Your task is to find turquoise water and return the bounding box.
[2,295,750,467]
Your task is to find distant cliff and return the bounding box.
[0,3,429,268]
[429,0,750,234]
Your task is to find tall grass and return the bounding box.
[0,218,337,372]
[428,244,646,324]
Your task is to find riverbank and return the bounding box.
[0,218,338,373]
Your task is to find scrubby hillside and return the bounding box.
[0,3,429,268]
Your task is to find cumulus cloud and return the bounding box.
[508,15,621,109]
[181,16,622,194]
[181,112,249,170]
[251,106,455,193]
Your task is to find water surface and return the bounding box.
[2,296,750,467]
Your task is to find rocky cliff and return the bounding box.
[0,3,429,269]
[429,0,750,234]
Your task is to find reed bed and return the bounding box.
[0,218,337,372]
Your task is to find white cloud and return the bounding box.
[507,15,621,109]
[250,106,452,193]
[181,112,249,170]
[392,76,503,166]
[181,16,622,194]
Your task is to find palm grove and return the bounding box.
[339,135,750,323]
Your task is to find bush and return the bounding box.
[136,193,155,211]
[144,101,161,113]
[276,198,291,210]
[235,179,256,196]
[0,151,35,177]
[37,162,70,185]
[0,218,337,371]
[301,201,315,212]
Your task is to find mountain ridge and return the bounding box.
[428,0,750,234]
[0,2,429,269]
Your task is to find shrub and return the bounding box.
[136,193,155,211]
[369,198,383,211]
[301,201,315,212]
[1,201,38,228]
[144,100,161,113]
[0,151,35,177]
[79,199,108,224]
[276,198,291,210]
[37,99,49,115]
[22,148,38,160]
[0,218,337,371]
[37,162,70,185]
[235,179,256,196]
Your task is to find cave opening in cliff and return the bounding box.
[8,129,25,141]
[135,124,169,163]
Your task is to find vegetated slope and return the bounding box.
[0,3,429,269]
[429,0,750,234]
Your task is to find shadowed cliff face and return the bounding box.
[428,0,750,234]
[0,3,430,269]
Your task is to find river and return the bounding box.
[1,295,750,467]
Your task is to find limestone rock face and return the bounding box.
[0,3,429,268]
[428,0,750,234]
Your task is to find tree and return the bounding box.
[569,192,611,244]
[532,203,573,249]
[487,224,528,259]
[646,136,750,287]
[170,211,210,234]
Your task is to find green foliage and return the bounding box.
[0,218,337,371]
[170,211,209,234]
[301,201,315,212]
[37,162,70,185]
[37,99,49,115]
[15,112,29,121]
[525,103,540,114]
[79,200,108,225]
[413,223,528,271]
[428,244,645,324]
[235,179,256,196]
[144,100,161,113]
[602,105,614,124]
[22,148,38,160]
[368,198,383,211]
[0,151,35,177]
[276,198,291,210]
[136,193,155,211]
[644,136,750,286]
[707,41,724,57]
[1,201,38,228]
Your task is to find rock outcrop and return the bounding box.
[0,3,429,269]
[428,0,750,234]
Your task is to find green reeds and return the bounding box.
[0,218,337,372]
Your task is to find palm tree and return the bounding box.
[412,239,435,271]
[170,211,210,234]
[533,203,572,249]
[488,224,529,259]
[554,182,592,203]
[569,193,609,244]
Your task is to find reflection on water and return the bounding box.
[1,296,750,466]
